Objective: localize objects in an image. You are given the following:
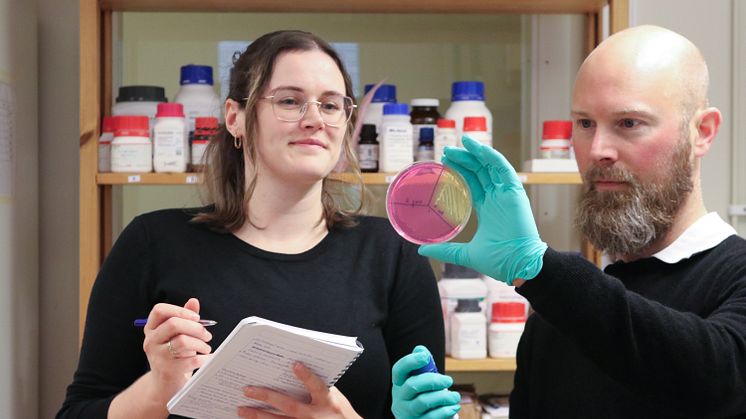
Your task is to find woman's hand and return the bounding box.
[237,362,362,419]
[141,297,214,399]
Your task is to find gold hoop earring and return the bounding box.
[233,135,242,149]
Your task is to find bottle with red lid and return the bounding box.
[462,116,492,147]
[191,116,219,171]
[488,301,527,358]
[540,120,572,159]
[98,116,116,172]
[153,102,188,173]
[111,115,152,173]
[434,118,457,161]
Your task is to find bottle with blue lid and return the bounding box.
[173,64,223,135]
[379,103,413,173]
[444,81,493,146]
[361,83,397,135]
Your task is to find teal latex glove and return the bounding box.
[391,346,461,419]
[419,135,548,285]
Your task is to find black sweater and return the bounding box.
[57,208,444,418]
[511,235,746,418]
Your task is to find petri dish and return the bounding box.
[386,161,472,245]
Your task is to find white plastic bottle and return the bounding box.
[378,103,413,172]
[153,102,188,173]
[444,81,493,142]
[451,298,487,359]
[98,116,115,172]
[438,264,487,355]
[462,116,492,147]
[111,115,152,173]
[434,118,458,161]
[173,64,223,135]
[361,84,397,135]
[488,301,527,358]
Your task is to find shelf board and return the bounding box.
[101,0,608,14]
[445,356,516,372]
[96,171,581,185]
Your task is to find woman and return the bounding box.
[57,30,444,418]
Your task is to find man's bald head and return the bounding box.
[576,25,709,120]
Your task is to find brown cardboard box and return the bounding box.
[452,384,480,419]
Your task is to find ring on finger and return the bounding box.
[167,340,178,358]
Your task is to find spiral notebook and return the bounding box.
[167,316,364,419]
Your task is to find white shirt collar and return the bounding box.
[653,212,737,264]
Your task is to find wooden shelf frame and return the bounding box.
[80,0,628,340]
[96,171,581,186]
[445,356,516,372]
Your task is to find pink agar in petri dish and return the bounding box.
[386,161,472,244]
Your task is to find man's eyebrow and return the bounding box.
[570,108,658,120]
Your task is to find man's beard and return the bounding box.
[575,138,694,258]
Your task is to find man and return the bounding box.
[391,25,746,418]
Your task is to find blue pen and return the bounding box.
[133,318,217,327]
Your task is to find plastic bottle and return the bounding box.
[378,103,413,172]
[357,124,379,173]
[111,85,167,138]
[434,118,458,161]
[415,127,434,162]
[173,64,223,136]
[98,116,115,172]
[438,264,487,355]
[488,301,527,358]
[462,116,492,147]
[191,116,218,171]
[540,120,572,159]
[360,84,397,135]
[410,98,440,157]
[153,103,188,173]
[444,81,493,142]
[110,115,152,173]
[451,298,487,359]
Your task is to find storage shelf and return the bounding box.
[96,171,581,185]
[100,0,608,14]
[445,356,516,372]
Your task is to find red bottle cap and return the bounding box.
[156,102,185,118]
[542,120,572,139]
[463,116,487,132]
[437,118,456,129]
[195,117,219,130]
[102,116,116,133]
[491,301,527,323]
[113,115,149,137]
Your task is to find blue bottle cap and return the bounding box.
[408,355,439,377]
[180,64,214,85]
[419,127,435,141]
[383,103,409,115]
[364,84,397,103]
[451,81,485,101]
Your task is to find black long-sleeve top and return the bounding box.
[57,208,445,418]
[511,235,746,418]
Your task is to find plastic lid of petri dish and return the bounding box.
[386,161,472,245]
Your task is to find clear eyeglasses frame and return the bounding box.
[250,89,357,127]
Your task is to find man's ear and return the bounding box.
[693,107,721,157]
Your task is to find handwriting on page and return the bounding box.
[173,326,352,419]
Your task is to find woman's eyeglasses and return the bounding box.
[251,89,356,127]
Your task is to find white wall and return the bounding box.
[632,0,743,233]
[0,0,39,417]
[38,0,79,417]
